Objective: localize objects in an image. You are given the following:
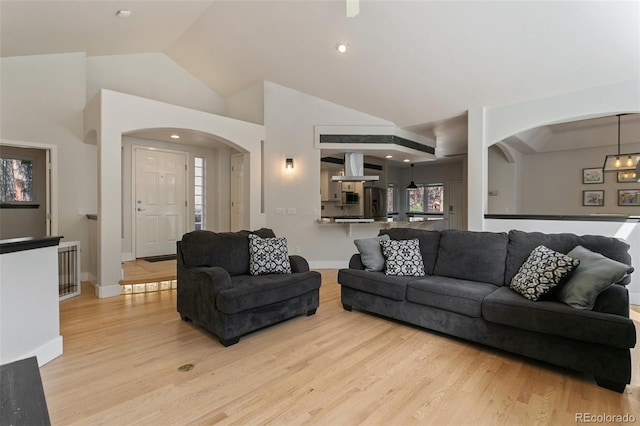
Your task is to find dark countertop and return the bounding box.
[0,357,51,426]
[0,236,63,255]
[485,214,640,223]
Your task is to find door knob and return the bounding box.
[137,207,146,212]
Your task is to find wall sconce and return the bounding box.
[285,157,294,171]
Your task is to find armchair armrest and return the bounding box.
[177,266,233,322]
[186,266,233,295]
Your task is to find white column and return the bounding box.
[467,107,487,231]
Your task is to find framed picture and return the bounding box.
[617,171,637,183]
[618,189,640,206]
[582,167,604,184]
[582,190,604,206]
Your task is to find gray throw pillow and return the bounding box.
[380,238,425,276]
[354,234,390,272]
[556,245,634,310]
[509,245,579,301]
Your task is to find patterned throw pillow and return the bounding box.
[509,245,579,301]
[248,234,292,276]
[380,238,425,276]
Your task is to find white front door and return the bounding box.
[230,154,246,231]
[134,148,187,258]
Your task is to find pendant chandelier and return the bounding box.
[602,114,640,173]
[407,164,417,189]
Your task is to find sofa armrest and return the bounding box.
[289,255,310,273]
[593,284,630,318]
[349,254,365,270]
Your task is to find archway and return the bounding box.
[85,89,266,297]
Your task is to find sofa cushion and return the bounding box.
[407,276,499,318]
[509,245,580,301]
[180,228,276,276]
[482,286,636,348]
[505,230,632,286]
[556,245,634,310]
[380,238,426,276]
[378,228,441,274]
[433,230,508,286]
[216,271,321,314]
[338,269,418,301]
[248,234,292,275]
[354,234,390,272]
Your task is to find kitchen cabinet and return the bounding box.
[341,181,356,192]
[320,170,341,202]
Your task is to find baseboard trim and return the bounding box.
[629,291,639,306]
[309,260,349,270]
[95,284,122,298]
[29,336,63,367]
[122,252,135,262]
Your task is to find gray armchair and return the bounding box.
[177,229,321,346]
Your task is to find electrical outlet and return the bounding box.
[275,208,285,215]
[287,208,297,215]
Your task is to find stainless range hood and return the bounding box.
[331,152,379,182]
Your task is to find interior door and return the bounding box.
[135,148,187,258]
[447,180,466,230]
[230,154,246,231]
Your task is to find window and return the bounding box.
[426,184,444,213]
[0,156,37,207]
[194,157,205,230]
[407,183,444,214]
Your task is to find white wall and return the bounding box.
[1,52,233,283]
[1,245,63,366]
[487,145,517,214]
[225,81,265,125]
[519,143,640,215]
[260,81,399,267]
[87,53,224,115]
[0,53,96,273]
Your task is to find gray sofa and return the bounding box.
[177,228,321,346]
[338,228,636,392]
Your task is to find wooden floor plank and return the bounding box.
[41,270,640,425]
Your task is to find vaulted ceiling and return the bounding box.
[1,1,639,157]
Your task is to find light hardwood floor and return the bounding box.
[42,270,639,425]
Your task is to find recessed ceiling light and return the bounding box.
[116,10,131,18]
[170,134,180,139]
[336,42,349,53]
[385,155,393,159]
[403,159,411,162]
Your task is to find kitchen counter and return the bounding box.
[316,218,445,236]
